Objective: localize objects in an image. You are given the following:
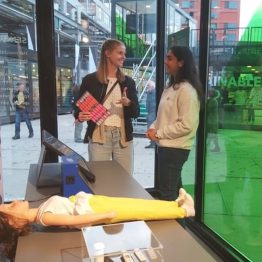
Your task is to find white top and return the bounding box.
[103,77,122,127]
[151,81,200,150]
[17,91,25,105]
[36,191,93,226]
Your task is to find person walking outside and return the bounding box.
[207,88,220,152]
[12,82,34,140]
[246,86,262,124]
[145,80,156,148]
[75,39,140,176]
[146,46,203,200]
[71,84,84,143]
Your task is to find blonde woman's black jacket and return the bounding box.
[75,72,140,143]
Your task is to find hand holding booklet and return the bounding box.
[76,91,111,125]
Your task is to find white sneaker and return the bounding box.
[181,192,195,217]
[175,188,187,206]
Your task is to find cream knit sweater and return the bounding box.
[151,81,200,150]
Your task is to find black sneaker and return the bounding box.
[28,133,34,138]
[12,135,20,140]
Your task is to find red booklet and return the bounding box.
[76,91,111,125]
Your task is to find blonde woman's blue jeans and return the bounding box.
[88,127,133,176]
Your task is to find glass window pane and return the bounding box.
[56,0,157,188]
[0,1,40,201]
[1,0,158,201]
[225,1,238,9]
[205,1,262,261]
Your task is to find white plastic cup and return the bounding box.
[93,242,105,262]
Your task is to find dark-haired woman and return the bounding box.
[146,46,203,200]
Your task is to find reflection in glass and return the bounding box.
[205,1,262,261]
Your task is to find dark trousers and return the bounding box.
[15,109,33,136]
[157,147,190,200]
[247,108,254,122]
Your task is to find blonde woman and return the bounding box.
[75,39,140,176]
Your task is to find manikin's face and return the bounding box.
[164,50,183,76]
[0,200,29,227]
[105,44,126,68]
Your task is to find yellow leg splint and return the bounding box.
[88,195,186,223]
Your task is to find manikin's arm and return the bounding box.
[40,211,116,227]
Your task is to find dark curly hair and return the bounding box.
[0,211,30,260]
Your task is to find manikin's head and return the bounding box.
[0,201,31,258]
[0,200,30,228]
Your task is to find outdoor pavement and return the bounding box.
[1,114,157,201]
